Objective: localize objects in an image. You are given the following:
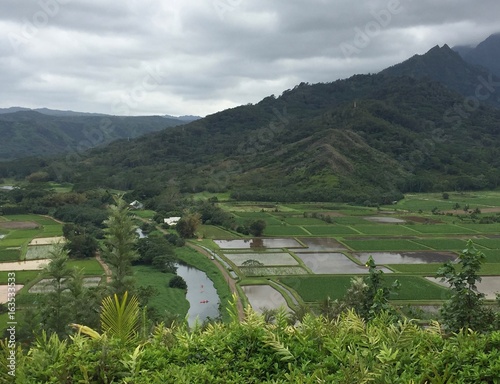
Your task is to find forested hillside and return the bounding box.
[3,43,500,204]
[0,111,184,161]
[4,73,499,205]
[381,44,500,108]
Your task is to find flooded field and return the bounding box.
[364,216,406,223]
[354,252,457,265]
[29,277,102,293]
[297,237,347,251]
[29,237,65,245]
[214,238,303,249]
[241,285,289,313]
[296,252,392,274]
[0,259,49,271]
[426,277,500,300]
[223,252,299,266]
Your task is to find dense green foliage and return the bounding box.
[0,111,184,161]
[4,304,500,383]
[4,71,500,205]
[382,44,500,108]
[437,240,497,332]
[101,196,139,294]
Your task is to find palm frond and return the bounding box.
[100,291,140,345]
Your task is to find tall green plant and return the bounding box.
[437,240,495,332]
[102,195,139,294]
[39,245,74,337]
[73,292,140,346]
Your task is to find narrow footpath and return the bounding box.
[95,252,112,283]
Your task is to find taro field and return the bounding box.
[0,214,104,332]
[205,191,500,313]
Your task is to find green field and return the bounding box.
[133,265,190,317]
[277,275,450,303]
[303,225,359,235]
[354,225,418,236]
[265,225,309,236]
[412,239,469,250]
[0,247,20,261]
[342,239,430,251]
[409,224,477,234]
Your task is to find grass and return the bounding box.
[303,225,358,235]
[342,239,430,251]
[47,182,73,193]
[133,210,157,219]
[197,225,239,239]
[480,250,500,263]
[278,275,353,302]
[133,265,190,317]
[457,224,500,233]
[0,270,42,284]
[265,225,309,236]
[472,239,500,250]
[410,224,477,234]
[354,225,418,236]
[277,275,450,302]
[412,239,469,251]
[282,217,326,225]
[389,276,450,301]
[386,264,444,274]
[67,259,105,275]
[0,247,20,261]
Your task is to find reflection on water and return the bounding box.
[214,238,302,249]
[354,252,457,264]
[296,252,392,274]
[364,216,406,223]
[241,285,289,313]
[297,237,346,251]
[175,263,220,327]
[135,228,147,238]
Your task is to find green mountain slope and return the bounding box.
[381,44,500,108]
[4,45,500,204]
[0,111,185,161]
[8,73,495,204]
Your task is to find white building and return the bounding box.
[164,216,181,226]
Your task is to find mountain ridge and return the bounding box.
[3,35,500,204]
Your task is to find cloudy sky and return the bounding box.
[1,0,499,117]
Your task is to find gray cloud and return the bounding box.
[0,0,499,116]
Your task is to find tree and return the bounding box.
[64,231,98,259]
[101,195,139,295]
[136,235,176,273]
[437,240,495,332]
[38,246,74,337]
[248,219,266,237]
[169,275,187,289]
[324,257,400,322]
[176,212,201,238]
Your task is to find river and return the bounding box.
[175,263,220,327]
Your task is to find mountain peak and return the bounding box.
[453,32,500,77]
[381,41,500,107]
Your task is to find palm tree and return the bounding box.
[73,291,140,346]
